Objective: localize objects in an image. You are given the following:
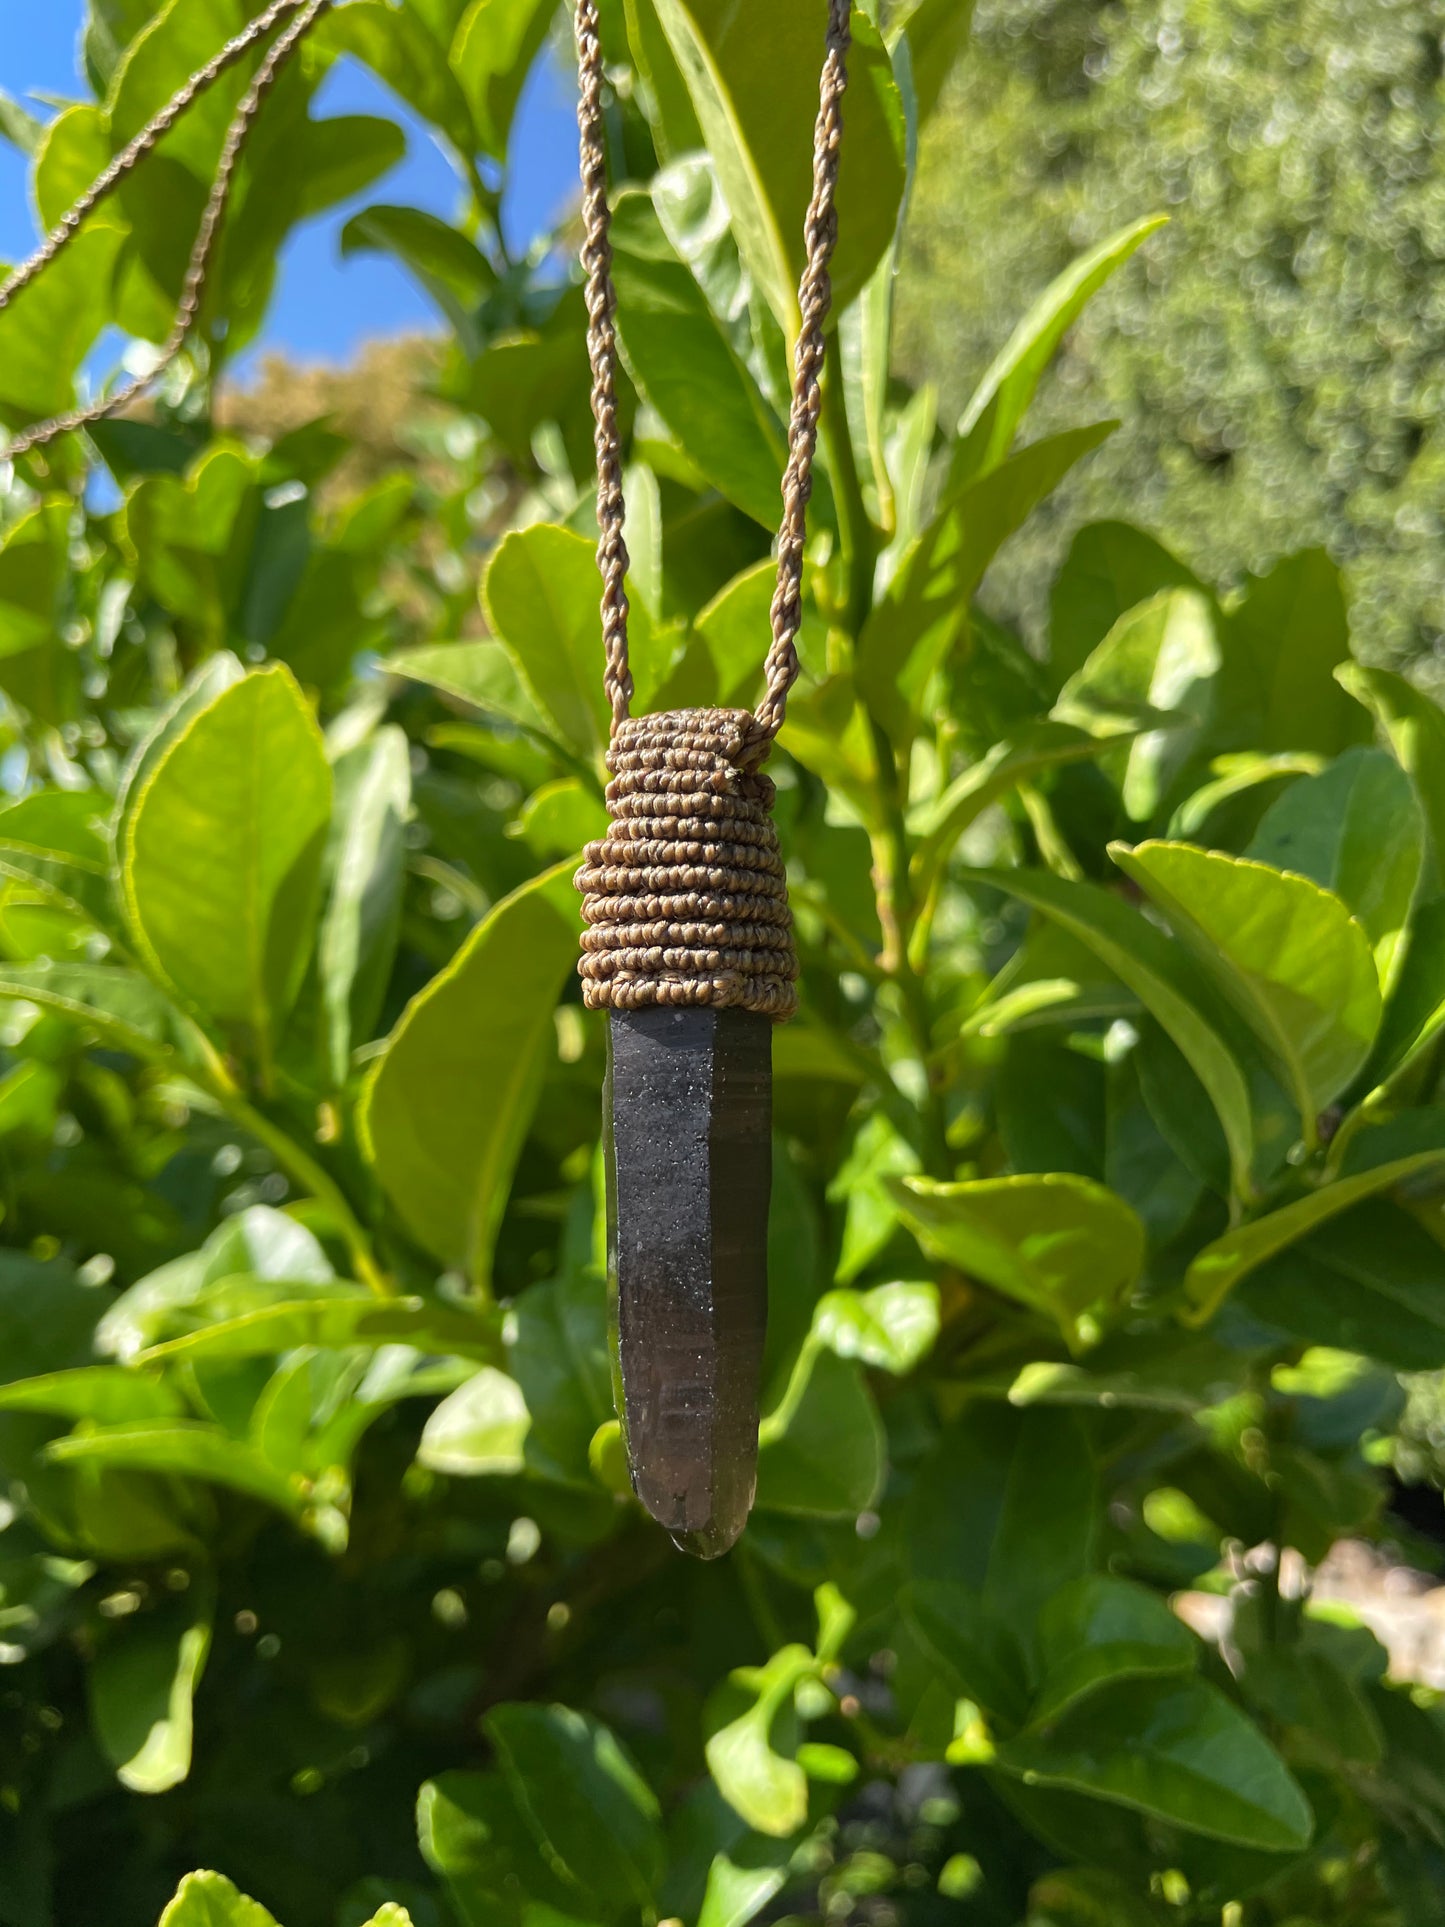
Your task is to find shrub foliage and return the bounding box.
[0,5,1443,1926]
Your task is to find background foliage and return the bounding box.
[1,5,1445,1927]
[897,0,1445,682]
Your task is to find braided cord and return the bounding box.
[574,0,852,751]
[574,0,633,729]
[0,0,332,464]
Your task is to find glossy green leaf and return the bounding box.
[1112,841,1380,1131]
[482,526,617,766]
[340,205,495,348]
[893,0,978,125]
[450,0,555,158]
[47,1423,307,1521]
[907,1407,1098,1629]
[115,652,247,831]
[649,0,906,335]
[383,640,551,739]
[484,1703,664,1914]
[1031,1576,1196,1725]
[1247,746,1424,990]
[705,1644,815,1838]
[0,1367,185,1425]
[902,1581,1031,1726]
[892,1173,1144,1352]
[860,424,1116,745]
[319,725,411,1084]
[418,1367,530,1475]
[755,1347,884,1518]
[123,666,332,1064]
[1219,550,1370,759]
[952,218,1165,485]
[697,1844,790,1927]
[89,1582,213,1793]
[1054,589,1220,821]
[418,1768,578,1927]
[1050,519,1206,685]
[1238,1200,1445,1371]
[995,1676,1311,1852]
[1338,663,1445,873]
[612,193,787,529]
[913,719,1154,893]
[1184,1130,1445,1323]
[812,1281,939,1375]
[317,1,476,157]
[136,1294,496,1368]
[1373,896,1445,1082]
[976,866,1259,1200]
[359,862,580,1284]
[0,962,183,1062]
[158,1872,280,1927]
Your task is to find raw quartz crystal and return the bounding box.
[604,1004,772,1558]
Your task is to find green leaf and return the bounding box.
[697,1844,790,1927]
[0,87,42,156]
[1373,896,1445,1082]
[482,527,617,766]
[123,666,332,1065]
[340,206,495,349]
[0,1367,185,1424]
[1050,520,1206,685]
[994,1676,1312,1852]
[907,1407,1097,1629]
[893,0,977,125]
[1238,1200,1445,1372]
[136,1295,497,1369]
[158,1872,280,1927]
[913,719,1154,896]
[755,1347,884,1518]
[1184,1133,1445,1324]
[611,192,788,529]
[383,640,551,738]
[952,218,1165,485]
[319,726,411,1084]
[1053,590,1220,822]
[648,0,906,335]
[483,1704,664,1914]
[418,1769,578,1927]
[1239,1647,1383,1768]
[0,962,183,1062]
[704,1644,815,1838]
[1030,1576,1196,1725]
[450,0,556,158]
[812,1281,939,1375]
[115,652,247,831]
[418,1367,530,1475]
[860,425,1116,745]
[901,1580,1031,1726]
[1218,550,1370,759]
[1247,746,1424,991]
[1111,841,1380,1132]
[89,1582,213,1793]
[359,862,581,1284]
[976,866,1259,1199]
[1337,663,1445,875]
[892,1173,1144,1352]
[317,0,476,157]
[46,1423,309,1521]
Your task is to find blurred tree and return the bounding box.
[898,0,1445,683]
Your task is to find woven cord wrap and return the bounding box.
[0,0,331,465]
[573,0,851,1022]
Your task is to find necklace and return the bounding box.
[571,0,852,1557]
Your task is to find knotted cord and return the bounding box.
[0,0,332,464]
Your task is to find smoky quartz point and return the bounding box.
[604,1005,772,1559]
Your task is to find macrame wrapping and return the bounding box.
[575,709,799,1021]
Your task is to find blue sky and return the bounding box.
[0,5,580,365]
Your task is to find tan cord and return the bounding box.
[573,0,633,730]
[574,0,851,751]
[0,0,331,464]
